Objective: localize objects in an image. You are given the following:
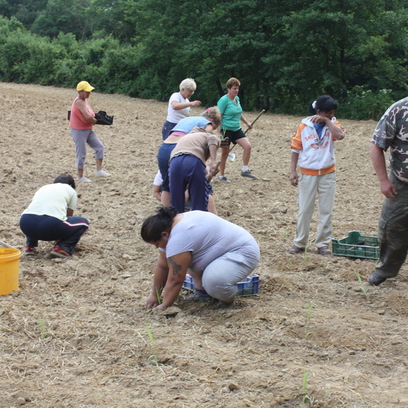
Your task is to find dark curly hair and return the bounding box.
[141,206,178,243]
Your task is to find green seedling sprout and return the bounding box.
[304,297,315,338]
[303,244,310,260]
[145,324,155,348]
[37,317,53,340]
[155,288,162,305]
[145,323,160,366]
[355,271,370,300]
[302,369,310,405]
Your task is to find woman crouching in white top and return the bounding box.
[20,174,89,257]
[141,206,260,310]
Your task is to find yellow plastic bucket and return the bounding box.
[0,248,21,296]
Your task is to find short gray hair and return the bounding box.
[179,78,197,91]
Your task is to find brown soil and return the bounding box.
[1,82,408,408]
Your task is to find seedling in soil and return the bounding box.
[155,288,162,305]
[303,244,310,261]
[37,317,53,340]
[304,297,315,338]
[145,323,160,366]
[355,271,370,300]
[302,369,310,405]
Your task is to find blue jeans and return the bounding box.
[161,120,177,140]
[20,214,89,255]
[157,142,177,192]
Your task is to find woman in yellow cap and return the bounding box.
[69,81,110,182]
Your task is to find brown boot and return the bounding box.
[288,245,305,254]
[317,246,332,255]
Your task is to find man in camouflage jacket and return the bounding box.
[369,97,408,285]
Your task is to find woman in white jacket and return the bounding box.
[289,95,345,255]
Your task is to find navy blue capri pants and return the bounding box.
[20,214,89,255]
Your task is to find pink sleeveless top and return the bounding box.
[69,97,94,130]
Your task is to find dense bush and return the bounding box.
[340,86,395,121]
[1,0,408,121]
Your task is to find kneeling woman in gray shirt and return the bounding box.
[141,206,260,309]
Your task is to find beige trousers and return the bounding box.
[293,172,336,249]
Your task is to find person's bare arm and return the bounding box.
[145,250,169,309]
[290,151,299,186]
[171,100,201,110]
[152,185,162,201]
[370,142,397,198]
[154,251,191,309]
[241,113,252,130]
[75,99,96,124]
[310,115,344,140]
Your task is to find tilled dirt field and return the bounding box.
[1,82,408,408]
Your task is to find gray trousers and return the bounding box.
[189,249,260,303]
[70,128,104,169]
[375,172,408,279]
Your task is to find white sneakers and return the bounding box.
[95,170,111,177]
[78,170,111,182]
[78,176,92,182]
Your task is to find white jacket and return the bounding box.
[291,116,343,175]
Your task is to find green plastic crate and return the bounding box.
[332,231,379,259]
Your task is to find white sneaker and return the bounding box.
[78,176,92,182]
[95,170,111,177]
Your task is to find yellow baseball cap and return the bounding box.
[76,81,95,92]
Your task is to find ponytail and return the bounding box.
[308,95,339,115]
[141,206,177,242]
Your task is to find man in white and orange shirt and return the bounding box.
[289,95,345,255]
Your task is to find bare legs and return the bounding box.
[219,138,252,177]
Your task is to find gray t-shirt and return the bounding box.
[165,211,260,274]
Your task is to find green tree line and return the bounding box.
[1,0,408,119]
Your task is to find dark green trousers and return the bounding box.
[375,172,408,279]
